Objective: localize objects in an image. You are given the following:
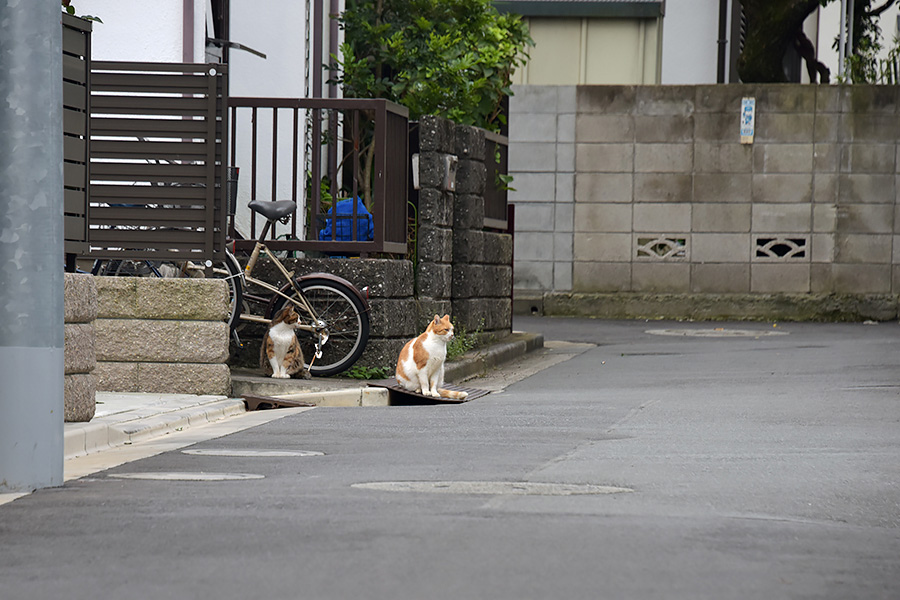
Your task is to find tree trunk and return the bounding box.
[737,0,824,82]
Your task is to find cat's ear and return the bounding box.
[433,314,441,325]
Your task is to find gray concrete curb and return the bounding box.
[445,331,545,383]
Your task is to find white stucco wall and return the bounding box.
[70,0,204,62]
[660,0,722,83]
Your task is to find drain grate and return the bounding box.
[646,328,788,338]
[351,481,633,496]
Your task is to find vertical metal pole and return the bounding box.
[839,0,848,79]
[0,3,65,492]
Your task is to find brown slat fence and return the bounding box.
[87,62,228,261]
[483,130,509,231]
[62,14,91,264]
[228,97,409,256]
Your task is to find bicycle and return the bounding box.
[87,199,371,377]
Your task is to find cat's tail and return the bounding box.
[438,388,468,400]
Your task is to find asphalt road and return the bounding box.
[2,317,899,600]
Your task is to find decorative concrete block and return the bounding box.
[751,264,811,293]
[840,85,899,113]
[634,203,691,233]
[752,174,813,204]
[94,362,231,396]
[635,143,693,173]
[694,173,752,203]
[813,173,839,204]
[64,273,98,323]
[834,234,892,263]
[95,319,229,364]
[96,277,228,322]
[454,194,485,230]
[632,263,690,293]
[844,113,900,142]
[575,173,633,203]
[691,264,750,293]
[691,233,750,263]
[574,203,632,232]
[694,143,752,173]
[452,264,485,299]
[815,86,841,113]
[417,225,453,263]
[753,144,814,173]
[831,264,892,293]
[813,114,839,143]
[556,142,576,172]
[575,114,634,143]
[575,143,634,172]
[418,115,456,153]
[64,373,96,422]
[692,203,751,232]
[751,203,812,233]
[836,204,894,234]
[811,234,835,262]
[634,173,693,203]
[573,262,631,292]
[574,232,631,262]
[554,202,574,233]
[694,112,739,142]
[64,323,95,375]
[694,85,747,113]
[417,151,451,189]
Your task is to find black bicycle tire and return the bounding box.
[271,277,369,377]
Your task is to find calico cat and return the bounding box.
[260,305,311,379]
[395,314,468,399]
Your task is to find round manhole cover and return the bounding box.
[352,481,633,496]
[182,449,325,457]
[108,472,264,481]
[646,328,788,338]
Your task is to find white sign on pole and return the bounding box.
[740,97,756,144]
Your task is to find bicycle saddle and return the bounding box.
[248,200,297,221]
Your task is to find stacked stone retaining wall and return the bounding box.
[93,277,231,395]
[64,274,97,422]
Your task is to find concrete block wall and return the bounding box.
[64,274,98,422]
[510,84,900,320]
[93,277,231,395]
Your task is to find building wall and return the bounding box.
[660,0,722,84]
[510,84,900,320]
[513,17,662,85]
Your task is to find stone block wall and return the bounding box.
[93,277,231,395]
[64,274,97,422]
[510,84,900,320]
[416,115,514,336]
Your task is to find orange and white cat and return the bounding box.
[260,305,311,379]
[395,314,468,399]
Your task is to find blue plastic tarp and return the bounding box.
[318,197,374,242]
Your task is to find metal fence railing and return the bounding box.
[483,130,510,231]
[87,61,228,261]
[228,97,409,256]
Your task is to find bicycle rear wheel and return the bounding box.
[272,278,369,377]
